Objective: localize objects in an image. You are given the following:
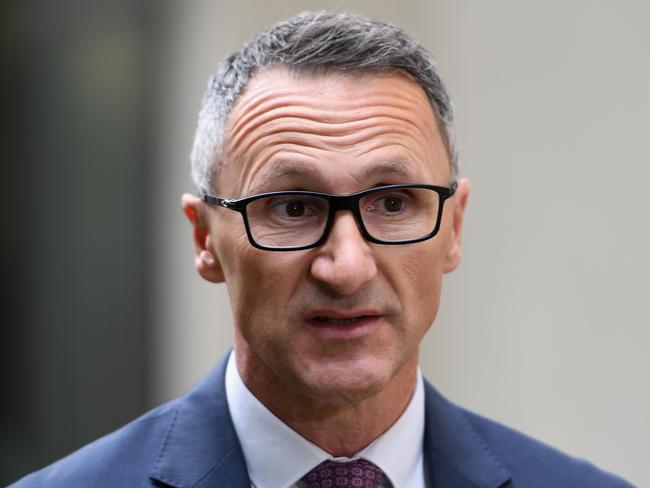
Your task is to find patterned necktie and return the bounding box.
[301,459,386,487]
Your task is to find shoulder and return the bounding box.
[10,401,178,488]
[10,355,239,488]
[422,379,634,488]
[461,407,633,487]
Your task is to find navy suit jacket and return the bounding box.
[12,353,633,487]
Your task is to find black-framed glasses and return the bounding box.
[203,182,457,251]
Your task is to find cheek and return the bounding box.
[411,262,443,319]
[217,236,305,329]
[390,245,446,331]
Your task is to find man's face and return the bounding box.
[189,68,468,405]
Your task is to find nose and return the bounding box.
[310,211,378,295]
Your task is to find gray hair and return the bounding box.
[190,11,458,195]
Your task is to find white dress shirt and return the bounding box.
[225,351,426,488]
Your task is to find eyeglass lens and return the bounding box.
[245,187,441,248]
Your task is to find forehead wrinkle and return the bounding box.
[229,94,353,144]
[229,78,428,131]
[228,112,433,166]
[235,130,420,183]
[226,83,434,150]
[245,123,418,153]
[230,119,439,195]
[227,103,432,155]
[227,67,435,143]
[224,71,445,196]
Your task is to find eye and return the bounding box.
[284,200,306,217]
[362,189,413,218]
[382,196,404,213]
[264,195,324,222]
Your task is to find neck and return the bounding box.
[234,339,418,457]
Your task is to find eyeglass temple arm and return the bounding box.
[203,194,246,211]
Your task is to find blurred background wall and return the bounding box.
[2,0,154,482]
[2,1,648,486]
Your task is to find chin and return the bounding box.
[296,357,395,405]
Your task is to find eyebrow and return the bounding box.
[257,160,321,182]
[255,158,417,190]
[361,158,414,180]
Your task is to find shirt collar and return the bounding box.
[225,350,425,488]
[357,368,424,486]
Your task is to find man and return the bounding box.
[12,11,633,488]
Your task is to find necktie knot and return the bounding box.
[301,459,386,487]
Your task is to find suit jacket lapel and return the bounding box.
[149,353,250,488]
[423,381,511,488]
[148,354,511,488]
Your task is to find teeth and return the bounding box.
[316,316,362,324]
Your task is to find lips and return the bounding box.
[312,316,366,325]
[304,310,383,339]
[306,309,381,324]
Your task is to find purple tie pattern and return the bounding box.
[301,459,386,488]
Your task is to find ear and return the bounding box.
[444,178,470,273]
[181,193,225,283]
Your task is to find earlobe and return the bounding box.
[181,193,225,283]
[443,178,470,274]
[195,240,225,283]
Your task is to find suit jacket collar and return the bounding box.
[423,381,511,487]
[149,354,250,488]
[149,353,511,488]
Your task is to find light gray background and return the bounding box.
[150,2,649,486]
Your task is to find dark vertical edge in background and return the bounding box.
[0,0,38,481]
[136,0,157,412]
[0,0,157,483]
